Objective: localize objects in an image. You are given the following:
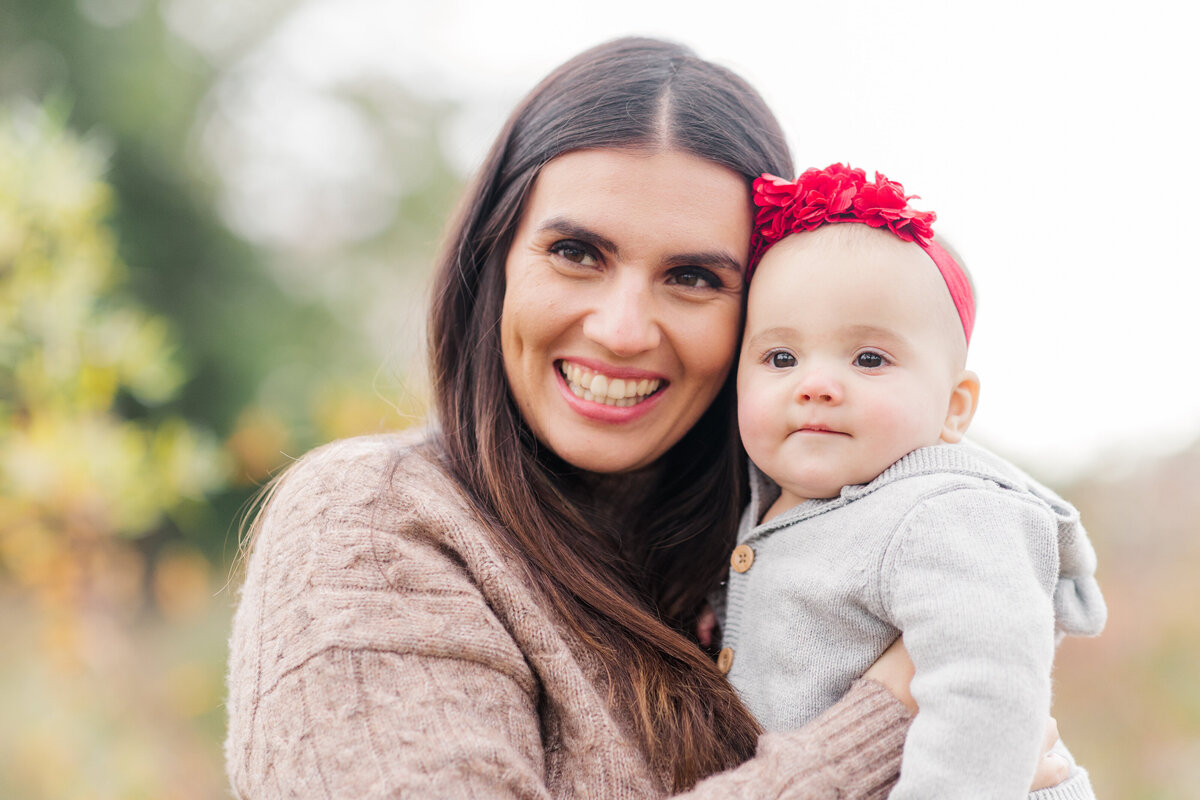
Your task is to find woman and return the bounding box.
[226,38,1064,798]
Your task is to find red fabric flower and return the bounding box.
[754,173,801,208]
[753,174,801,243]
[852,172,935,244]
[747,163,937,278]
[791,163,864,230]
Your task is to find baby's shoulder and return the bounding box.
[867,449,1065,566]
[871,444,1058,510]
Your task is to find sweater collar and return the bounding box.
[742,441,1062,539]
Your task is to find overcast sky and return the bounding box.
[188,0,1200,481]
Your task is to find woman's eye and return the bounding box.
[854,351,887,369]
[550,240,598,267]
[668,266,722,290]
[768,351,797,369]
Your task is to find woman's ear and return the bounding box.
[940,370,980,444]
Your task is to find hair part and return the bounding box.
[426,37,791,790]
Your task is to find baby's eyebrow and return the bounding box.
[841,324,915,354]
[743,326,798,349]
[742,324,913,352]
[843,323,904,342]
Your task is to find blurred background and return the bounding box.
[0,0,1196,797]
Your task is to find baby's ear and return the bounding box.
[940,370,980,444]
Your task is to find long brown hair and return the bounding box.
[427,37,792,790]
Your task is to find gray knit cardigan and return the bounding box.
[721,442,1106,800]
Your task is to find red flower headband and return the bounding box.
[748,163,975,345]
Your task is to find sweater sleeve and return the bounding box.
[225,437,912,799]
[225,439,550,799]
[683,679,911,800]
[879,486,1059,800]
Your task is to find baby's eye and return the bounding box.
[854,351,888,369]
[768,350,797,369]
[550,240,598,267]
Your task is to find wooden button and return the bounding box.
[730,544,755,573]
[717,647,734,674]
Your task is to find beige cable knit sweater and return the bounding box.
[225,433,912,798]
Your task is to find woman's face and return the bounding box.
[501,148,752,474]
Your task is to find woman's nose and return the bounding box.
[793,367,843,405]
[581,272,662,356]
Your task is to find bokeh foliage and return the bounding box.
[0,99,232,799]
[1,0,457,796]
[0,99,226,631]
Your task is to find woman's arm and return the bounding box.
[225,438,551,799]
[682,680,911,800]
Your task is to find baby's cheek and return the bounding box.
[864,391,941,453]
[736,393,773,462]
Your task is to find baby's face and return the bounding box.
[738,224,971,507]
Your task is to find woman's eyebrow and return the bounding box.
[537,217,619,256]
[536,217,744,278]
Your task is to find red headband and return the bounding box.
[748,164,975,345]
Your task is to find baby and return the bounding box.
[718,164,1107,798]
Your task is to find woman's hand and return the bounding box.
[863,636,917,713]
[696,604,717,649]
[863,637,1072,792]
[1030,717,1070,791]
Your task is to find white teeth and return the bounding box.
[559,360,662,406]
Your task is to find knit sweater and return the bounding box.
[225,432,914,799]
[721,443,1106,800]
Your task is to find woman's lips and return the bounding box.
[558,359,665,407]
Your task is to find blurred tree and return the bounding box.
[1,0,302,570]
[1,0,298,435]
[0,1,461,794]
[0,0,461,566]
[0,103,233,798]
[0,100,225,660]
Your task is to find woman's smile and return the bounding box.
[557,360,665,407]
[500,148,751,473]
